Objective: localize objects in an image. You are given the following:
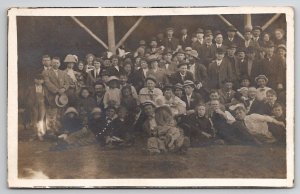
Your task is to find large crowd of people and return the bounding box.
[23,25,287,154]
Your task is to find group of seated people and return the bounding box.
[23,25,287,154]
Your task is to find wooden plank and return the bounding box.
[244,14,252,30]
[70,16,108,49]
[262,14,282,31]
[218,15,245,40]
[115,16,144,49]
[107,16,116,54]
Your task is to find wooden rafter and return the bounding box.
[218,15,245,40]
[262,14,282,31]
[70,16,108,49]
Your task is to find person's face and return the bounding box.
[146,80,156,90]
[216,53,224,60]
[164,89,173,99]
[81,89,90,98]
[94,84,105,96]
[237,52,246,60]
[241,79,250,87]
[240,90,248,97]
[244,32,252,40]
[144,105,155,117]
[278,48,286,58]
[102,75,109,83]
[42,57,51,67]
[164,53,172,61]
[67,63,74,69]
[106,109,116,118]
[119,75,128,84]
[109,81,118,89]
[196,33,204,39]
[140,60,148,69]
[174,89,183,98]
[112,58,118,66]
[253,29,261,37]
[78,63,84,70]
[196,106,206,117]
[257,79,267,87]
[266,47,274,56]
[224,82,233,90]
[272,107,283,118]
[227,31,235,38]
[266,93,277,104]
[181,29,187,35]
[215,34,223,44]
[150,61,158,69]
[248,89,257,99]
[94,61,101,69]
[177,53,185,61]
[192,37,198,42]
[34,79,44,85]
[52,59,60,70]
[227,48,236,57]
[122,88,131,97]
[275,30,283,40]
[247,52,256,60]
[124,64,132,73]
[211,100,220,110]
[167,30,173,37]
[184,85,194,95]
[150,41,157,48]
[87,56,94,64]
[179,65,188,74]
[263,34,270,42]
[118,108,128,119]
[103,59,111,67]
[235,109,246,120]
[205,35,213,43]
[210,92,220,100]
[93,113,101,120]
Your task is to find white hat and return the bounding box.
[55,93,69,108]
[64,107,79,116]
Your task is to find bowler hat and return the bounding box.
[204,30,213,37]
[236,47,246,54]
[214,30,222,37]
[64,54,78,63]
[183,80,195,87]
[196,28,204,34]
[255,75,269,83]
[216,47,226,54]
[277,44,286,51]
[55,93,69,108]
[227,26,237,32]
[187,50,199,59]
[252,26,262,31]
[227,43,238,49]
[177,61,189,68]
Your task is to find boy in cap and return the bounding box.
[207,47,233,89]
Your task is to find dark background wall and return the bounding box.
[17,14,286,89]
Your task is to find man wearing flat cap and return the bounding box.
[207,47,233,89]
[163,27,180,51]
[198,30,216,67]
[223,25,242,47]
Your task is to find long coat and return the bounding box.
[163,37,180,51]
[44,69,70,106]
[207,59,233,89]
[86,69,103,87]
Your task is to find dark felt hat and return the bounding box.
[227,25,237,32]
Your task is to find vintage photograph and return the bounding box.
[7,7,294,188]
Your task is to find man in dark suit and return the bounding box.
[182,80,204,113]
[179,27,191,49]
[247,87,267,115]
[163,27,180,51]
[108,55,124,77]
[198,30,216,67]
[252,26,264,47]
[192,28,205,53]
[240,27,260,50]
[131,57,149,93]
[170,61,194,85]
[212,31,227,52]
[35,55,52,76]
[86,57,103,87]
[223,26,242,47]
[207,47,233,89]
[185,50,208,86]
[94,81,106,110]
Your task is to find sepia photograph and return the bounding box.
[7,7,294,188]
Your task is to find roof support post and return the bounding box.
[244,14,252,30]
[107,16,116,54]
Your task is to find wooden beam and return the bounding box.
[262,14,282,31]
[70,16,108,49]
[218,15,245,40]
[115,16,144,49]
[107,16,116,54]
[244,14,252,30]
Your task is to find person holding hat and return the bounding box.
[223,25,242,47]
[163,27,180,51]
[207,47,233,89]
[44,57,70,132]
[86,57,104,87]
[103,76,121,108]
[170,61,194,85]
[139,75,163,104]
[260,42,285,89]
[252,26,263,45]
[182,80,204,113]
[155,84,186,115]
[25,74,48,141]
[179,26,191,49]
[241,27,260,50]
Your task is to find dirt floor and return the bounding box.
[18,127,287,179]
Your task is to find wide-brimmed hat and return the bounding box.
[227,25,237,32]
[237,87,249,93]
[64,54,78,63]
[55,93,69,108]
[142,100,157,108]
[64,107,79,116]
[252,26,262,32]
[107,76,119,84]
[216,47,226,54]
[177,61,189,68]
[255,75,269,83]
[145,75,157,83]
[91,107,102,115]
[186,50,199,59]
[183,80,195,88]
